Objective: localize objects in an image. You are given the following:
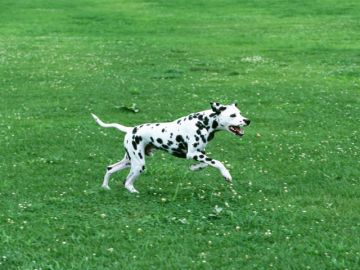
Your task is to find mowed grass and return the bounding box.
[1,0,360,269]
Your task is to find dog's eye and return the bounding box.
[230,114,236,118]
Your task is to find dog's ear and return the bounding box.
[210,102,227,113]
[210,102,221,113]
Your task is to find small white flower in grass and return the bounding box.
[265,229,272,236]
[7,218,14,224]
[107,248,114,253]
[214,205,223,215]
[137,228,143,233]
[100,213,106,218]
[235,226,241,231]
[199,252,206,258]
[161,197,167,202]
[179,218,187,224]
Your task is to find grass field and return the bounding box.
[1,0,360,269]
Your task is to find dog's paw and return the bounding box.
[189,164,201,171]
[125,184,139,193]
[190,163,208,171]
[101,185,111,190]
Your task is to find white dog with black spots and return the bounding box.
[92,102,250,193]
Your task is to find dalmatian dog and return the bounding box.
[91,102,250,193]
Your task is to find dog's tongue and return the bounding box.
[230,126,242,135]
[233,126,241,132]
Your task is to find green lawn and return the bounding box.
[1,0,360,269]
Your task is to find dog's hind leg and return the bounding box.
[124,155,146,193]
[123,133,147,193]
[189,163,209,171]
[102,154,130,190]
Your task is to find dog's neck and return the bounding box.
[197,110,221,133]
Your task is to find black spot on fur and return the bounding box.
[125,149,131,160]
[195,135,199,141]
[193,142,199,147]
[212,120,218,129]
[157,138,163,144]
[178,142,188,150]
[196,121,205,129]
[138,152,143,159]
[134,136,142,144]
[107,166,112,171]
[211,160,215,164]
[132,141,137,150]
[156,123,160,126]
[176,135,184,142]
[199,154,204,159]
[170,133,173,138]
[177,120,181,124]
[207,131,217,141]
[142,165,145,171]
[193,155,198,160]
[205,157,212,162]
[230,113,236,118]
[219,106,226,111]
[162,128,165,132]
[150,137,154,142]
[132,127,138,134]
[162,144,169,149]
[203,117,209,126]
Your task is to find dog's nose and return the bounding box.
[244,119,251,126]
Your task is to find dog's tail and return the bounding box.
[91,113,131,133]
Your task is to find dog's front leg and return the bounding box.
[189,163,209,171]
[186,151,232,182]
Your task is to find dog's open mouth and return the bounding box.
[229,125,244,137]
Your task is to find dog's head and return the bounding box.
[210,102,250,137]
